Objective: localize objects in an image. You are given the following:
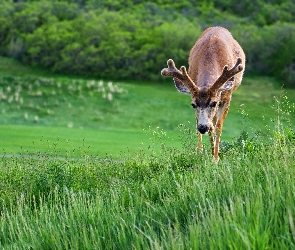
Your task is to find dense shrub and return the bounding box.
[0,0,295,85]
[22,10,202,80]
[0,3,13,54]
[233,23,295,87]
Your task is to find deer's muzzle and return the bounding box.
[198,124,209,134]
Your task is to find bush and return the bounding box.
[0,3,13,47]
[233,23,295,86]
[1,1,295,85]
[23,10,202,80]
[128,19,202,80]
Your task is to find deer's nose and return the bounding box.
[198,124,209,134]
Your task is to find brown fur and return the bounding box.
[188,26,245,96]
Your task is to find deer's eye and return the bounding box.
[209,101,217,108]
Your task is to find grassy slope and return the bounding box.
[0,58,295,248]
[0,56,294,158]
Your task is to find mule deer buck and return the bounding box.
[161,27,245,161]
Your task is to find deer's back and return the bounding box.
[188,27,245,89]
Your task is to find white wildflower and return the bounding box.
[15,92,19,102]
[8,95,13,103]
[87,80,95,89]
[47,109,54,115]
[107,82,115,92]
[107,93,113,101]
[0,91,7,100]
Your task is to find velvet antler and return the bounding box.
[210,58,243,93]
[161,59,199,95]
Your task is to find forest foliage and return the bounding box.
[1,0,295,86]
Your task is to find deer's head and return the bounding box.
[161,58,243,134]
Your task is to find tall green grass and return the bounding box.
[0,106,294,249]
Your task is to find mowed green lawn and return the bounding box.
[0,57,294,157]
[0,125,162,157]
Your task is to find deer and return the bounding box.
[161,26,245,161]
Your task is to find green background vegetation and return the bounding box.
[1,0,295,86]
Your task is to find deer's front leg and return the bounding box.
[214,106,230,159]
[196,117,203,151]
[197,132,203,151]
[209,130,215,156]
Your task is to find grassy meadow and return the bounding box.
[1,56,294,157]
[0,56,295,249]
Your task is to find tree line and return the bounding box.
[1,0,295,86]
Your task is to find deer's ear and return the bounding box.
[218,79,234,93]
[173,77,191,95]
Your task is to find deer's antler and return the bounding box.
[211,58,243,93]
[161,59,199,95]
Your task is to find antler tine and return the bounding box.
[161,59,199,94]
[211,57,244,93]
